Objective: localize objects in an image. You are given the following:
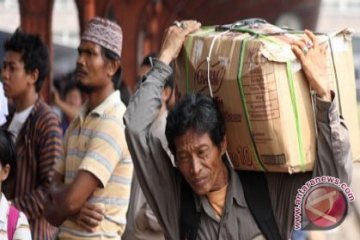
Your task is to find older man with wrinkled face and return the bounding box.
[124,20,352,240]
[173,121,228,196]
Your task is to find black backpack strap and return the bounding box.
[180,178,200,240]
[179,170,282,240]
[237,171,282,240]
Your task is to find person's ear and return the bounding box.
[28,69,39,86]
[162,86,172,102]
[220,135,227,155]
[0,164,10,181]
[107,59,121,78]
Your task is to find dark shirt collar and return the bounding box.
[194,158,248,215]
[224,158,248,208]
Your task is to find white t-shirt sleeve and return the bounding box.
[13,212,32,240]
[0,82,8,126]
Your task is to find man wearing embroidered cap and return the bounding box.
[45,17,133,240]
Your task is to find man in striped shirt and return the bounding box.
[1,29,63,239]
[45,17,133,240]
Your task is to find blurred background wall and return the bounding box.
[0,1,359,238]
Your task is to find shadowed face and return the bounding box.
[174,128,228,195]
[1,51,34,100]
[65,88,82,107]
[0,161,10,189]
[76,40,112,93]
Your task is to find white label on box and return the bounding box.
[260,41,296,62]
[218,56,229,67]
[330,38,349,53]
[291,59,302,73]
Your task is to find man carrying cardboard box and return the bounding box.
[174,22,360,173]
[124,20,352,240]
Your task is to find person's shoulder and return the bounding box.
[34,98,60,119]
[110,97,127,116]
[31,99,62,132]
[0,193,10,214]
[100,102,126,126]
[111,101,126,113]
[96,114,125,135]
[17,211,30,225]
[15,211,32,239]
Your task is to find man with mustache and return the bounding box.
[45,17,133,240]
[124,20,352,239]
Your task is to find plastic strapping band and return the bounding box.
[184,36,193,93]
[310,89,319,139]
[206,30,230,97]
[286,61,305,172]
[236,37,266,171]
[184,28,214,94]
[205,30,234,167]
[230,27,260,36]
[327,34,342,115]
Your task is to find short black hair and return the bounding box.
[63,80,80,97]
[101,47,122,90]
[165,93,226,156]
[53,70,77,98]
[4,28,49,92]
[0,129,16,182]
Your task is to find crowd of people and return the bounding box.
[0,16,353,240]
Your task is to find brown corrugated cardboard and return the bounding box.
[174,23,360,173]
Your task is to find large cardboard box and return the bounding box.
[174,22,360,173]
